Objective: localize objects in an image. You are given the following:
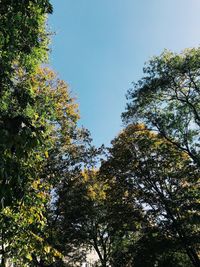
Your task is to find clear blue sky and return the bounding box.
[48,0,200,146]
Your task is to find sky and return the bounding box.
[48,0,200,147]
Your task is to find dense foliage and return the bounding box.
[121,49,200,266]
[0,1,80,266]
[122,49,200,166]
[0,1,199,266]
[100,124,199,266]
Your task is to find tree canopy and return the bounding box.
[100,123,199,266]
[0,2,199,267]
[123,48,200,166]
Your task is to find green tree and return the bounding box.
[0,0,53,208]
[0,1,54,263]
[0,67,79,266]
[0,0,52,73]
[101,124,200,267]
[50,152,110,266]
[0,1,83,266]
[53,145,144,267]
[123,48,200,166]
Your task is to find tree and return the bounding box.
[0,67,79,266]
[100,124,200,267]
[50,149,110,267]
[0,1,84,266]
[0,0,53,208]
[49,136,142,267]
[56,169,135,267]
[0,1,54,262]
[0,0,52,74]
[123,48,200,167]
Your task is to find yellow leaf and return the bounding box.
[26,254,32,261]
[44,245,51,253]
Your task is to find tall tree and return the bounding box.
[52,141,144,267]
[101,124,200,267]
[123,48,200,166]
[0,67,79,266]
[0,1,83,266]
[0,0,53,208]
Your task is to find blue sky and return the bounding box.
[49,0,200,146]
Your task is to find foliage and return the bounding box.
[1,2,200,266]
[122,48,200,265]
[0,66,79,266]
[100,124,200,267]
[123,48,200,166]
[0,1,84,266]
[0,0,53,207]
[52,139,144,267]
[48,145,107,266]
[0,0,52,74]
